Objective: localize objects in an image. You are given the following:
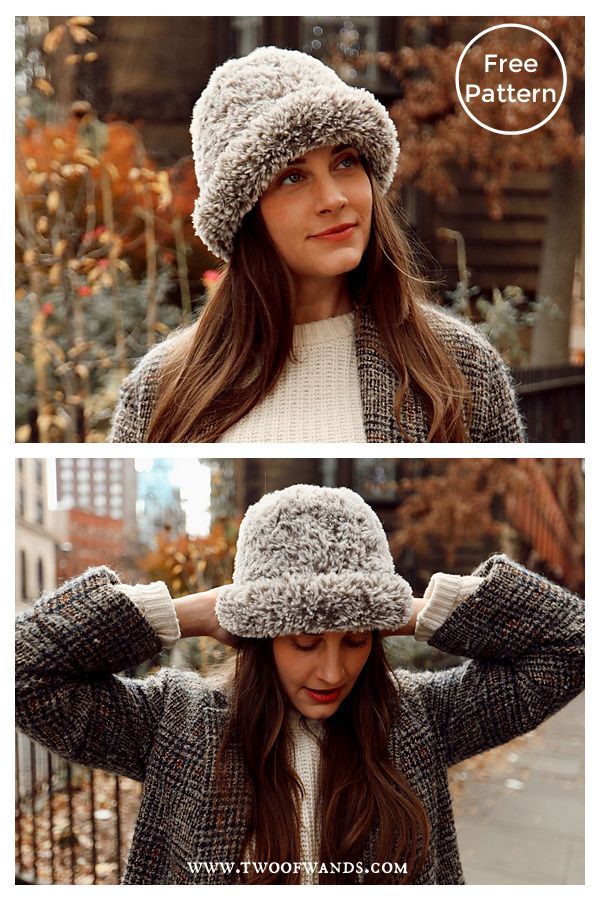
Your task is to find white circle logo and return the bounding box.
[455,23,567,136]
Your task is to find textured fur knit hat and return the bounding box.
[215,484,412,638]
[190,45,400,262]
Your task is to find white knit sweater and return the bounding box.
[216,311,366,442]
[120,573,483,884]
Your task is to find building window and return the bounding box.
[34,459,43,485]
[37,557,44,593]
[18,486,25,518]
[20,549,27,600]
[35,497,44,526]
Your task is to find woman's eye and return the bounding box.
[291,638,368,651]
[291,640,317,652]
[279,155,359,186]
[281,171,303,186]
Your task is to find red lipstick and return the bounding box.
[305,687,343,704]
[309,223,356,242]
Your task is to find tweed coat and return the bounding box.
[108,303,526,443]
[15,555,582,884]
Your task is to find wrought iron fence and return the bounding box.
[514,364,584,442]
[15,730,140,885]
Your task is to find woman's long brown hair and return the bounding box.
[211,632,431,885]
[146,159,471,441]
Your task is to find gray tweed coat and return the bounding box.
[108,304,526,443]
[15,555,582,884]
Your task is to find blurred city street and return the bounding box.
[454,692,584,884]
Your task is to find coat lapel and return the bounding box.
[354,305,403,442]
[355,305,430,443]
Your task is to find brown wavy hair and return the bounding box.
[146,159,471,441]
[210,631,431,885]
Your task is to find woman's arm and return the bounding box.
[171,589,240,647]
[402,554,583,767]
[16,568,196,781]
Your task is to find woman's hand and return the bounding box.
[173,587,241,648]
[380,597,428,638]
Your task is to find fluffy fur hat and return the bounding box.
[215,484,412,638]
[190,45,400,262]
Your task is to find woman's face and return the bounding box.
[258,143,372,282]
[272,630,373,719]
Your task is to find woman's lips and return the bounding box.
[309,224,356,242]
[304,687,343,703]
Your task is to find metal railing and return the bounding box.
[514,364,584,442]
[15,731,140,885]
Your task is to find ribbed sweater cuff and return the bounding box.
[414,574,485,643]
[119,582,181,648]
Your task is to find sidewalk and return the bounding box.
[452,692,584,884]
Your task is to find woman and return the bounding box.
[108,47,526,443]
[16,485,583,884]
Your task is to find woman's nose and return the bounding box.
[313,175,347,214]
[315,654,346,686]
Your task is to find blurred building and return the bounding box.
[15,459,56,611]
[55,458,137,540]
[54,507,133,581]
[136,459,186,548]
[206,459,324,524]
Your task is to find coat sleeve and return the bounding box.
[406,554,584,768]
[15,566,177,782]
[481,352,527,443]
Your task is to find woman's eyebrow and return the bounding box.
[286,143,354,166]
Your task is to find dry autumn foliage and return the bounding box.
[371,16,584,214]
[16,17,213,442]
[16,760,142,885]
[138,519,239,599]
[386,458,583,591]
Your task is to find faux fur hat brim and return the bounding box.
[215,570,413,638]
[192,83,400,262]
